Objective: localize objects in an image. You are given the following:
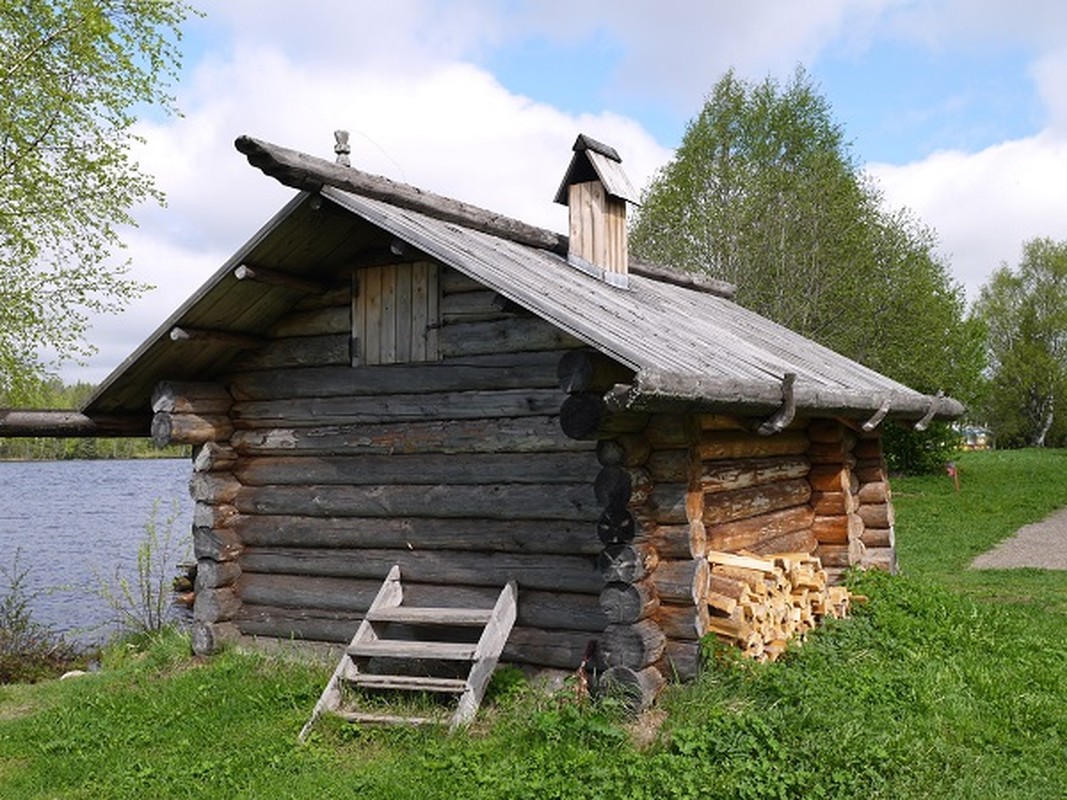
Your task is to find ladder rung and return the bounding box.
[367,606,493,626]
[348,640,477,661]
[349,674,469,693]
[336,711,439,726]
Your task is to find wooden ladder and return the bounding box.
[299,566,517,741]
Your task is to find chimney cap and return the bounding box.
[554,133,640,206]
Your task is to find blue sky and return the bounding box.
[61,1,1067,383]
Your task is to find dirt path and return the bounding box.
[970,507,1067,570]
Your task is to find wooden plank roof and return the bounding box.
[78,135,962,427]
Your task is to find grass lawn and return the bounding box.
[0,449,1064,799]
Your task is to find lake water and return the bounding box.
[0,459,192,644]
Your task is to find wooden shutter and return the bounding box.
[352,261,440,366]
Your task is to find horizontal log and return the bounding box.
[151,381,232,414]
[234,452,596,487]
[188,473,242,505]
[813,544,852,568]
[234,263,330,294]
[699,430,809,461]
[0,409,150,437]
[860,547,896,573]
[654,603,709,641]
[270,305,351,338]
[598,665,666,712]
[806,419,849,443]
[703,479,812,527]
[643,415,700,449]
[808,464,852,493]
[857,503,895,528]
[440,318,581,358]
[193,526,244,562]
[233,483,597,521]
[440,290,515,323]
[643,523,705,560]
[811,514,865,545]
[806,435,857,462]
[557,349,635,394]
[230,416,588,456]
[231,388,566,428]
[560,393,649,440]
[228,351,562,401]
[170,326,266,349]
[648,482,689,524]
[504,627,599,669]
[745,527,817,556]
[705,505,815,552]
[597,543,659,584]
[595,435,651,468]
[860,527,894,548]
[600,620,666,669]
[809,490,856,515]
[698,414,749,431]
[856,481,890,504]
[193,442,238,473]
[233,514,601,558]
[653,559,709,605]
[152,412,234,448]
[647,451,810,490]
[440,268,484,294]
[599,580,659,624]
[235,573,608,632]
[192,501,238,530]
[238,547,602,593]
[234,334,349,371]
[853,459,886,484]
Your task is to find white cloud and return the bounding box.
[869,132,1067,302]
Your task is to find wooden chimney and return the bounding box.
[554,134,639,287]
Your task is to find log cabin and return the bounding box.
[1,132,962,705]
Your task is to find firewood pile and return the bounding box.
[704,549,853,662]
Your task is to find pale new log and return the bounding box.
[647,451,810,491]
[188,473,241,505]
[705,505,815,552]
[654,603,710,640]
[699,430,809,461]
[746,528,817,556]
[598,665,666,712]
[857,503,895,528]
[234,483,597,521]
[234,452,596,487]
[809,490,856,515]
[560,393,648,440]
[600,580,659,624]
[595,435,650,468]
[653,558,709,604]
[191,621,241,656]
[598,543,659,584]
[557,349,635,394]
[860,527,894,548]
[152,412,234,448]
[193,442,238,473]
[861,547,897,573]
[194,586,241,623]
[703,479,811,526]
[238,548,603,594]
[228,351,561,401]
[811,514,865,545]
[235,514,602,555]
[194,560,242,591]
[601,620,667,669]
[808,464,852,493]
[230,416,587,456]
[231,388,565,428]
[193,526,243,562]
[440,318,581,358]
[151,381,232,414]
[856,481,890,504]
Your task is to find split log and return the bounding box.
[860,527,894,548]
[599,580,659,624]
[857,503,895,528]
[705,505,815,552]
[193,526,244,562]
[557,349,634,394]
[595,435,650,468]
[151,381,232,414]
[234,515,603,555]
[188,473,242,505]
[193,442,238,473]
[152,412,233,448]
[600,620,667,669]
[238,547,603,594]
[653,559,709,604]
[654,603,709,641]
[598,665,666,712]
[560,393,648,440]
[229,416,588,456]
[699,430,809,461]
[231,388,566,428]
[811,514,865,545]
[597,543,659,584]
[806,435,857,462]
[233,483,597,521]
[703,479,811,526]
[234,452,597,487]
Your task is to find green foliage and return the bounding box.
[881,420,959,475]
[972,237,1067,447]
[0,0,195,401]
[0,550,82,682]
[97,498,190,635]
[630,68,984,473]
